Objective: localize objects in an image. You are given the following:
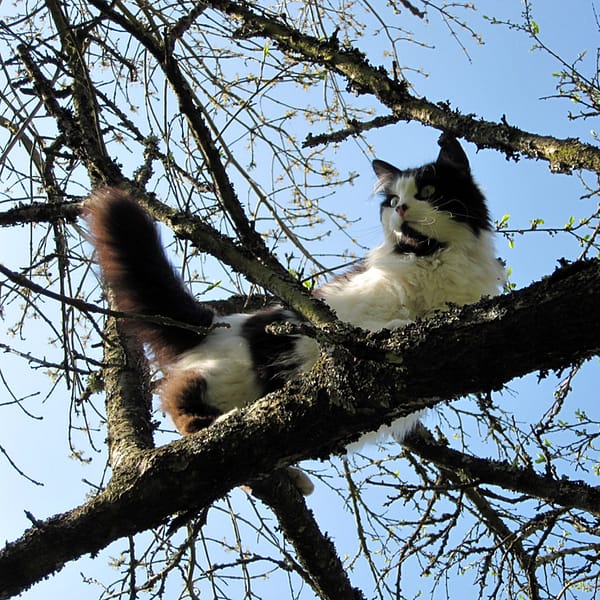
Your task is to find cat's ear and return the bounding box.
[372,159,402,183]
[436,133,470,173]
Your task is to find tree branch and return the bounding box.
[403,427,600,518]
[16,43,122,183]
[102,316,155,467]
[137,193,336,326]
[250,471,366,600]
[209,0,600,174]
[1,257,599,598]
[0,200,82,227]
[87,0,267,247]
[304,114,398,148]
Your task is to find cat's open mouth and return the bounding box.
[393,223,446,256]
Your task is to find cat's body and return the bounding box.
[87,136,504,481]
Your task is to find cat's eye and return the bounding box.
[419,185,436,199]
[388,195,401,208]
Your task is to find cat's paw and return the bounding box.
[213,407,240,424]
[286,466,314,495]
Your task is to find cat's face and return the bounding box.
[374,137,491,255]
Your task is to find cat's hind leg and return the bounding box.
[160,369,221,434]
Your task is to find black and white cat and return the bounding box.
[87,135,504,487]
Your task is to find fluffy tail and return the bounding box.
[86,187,214,366]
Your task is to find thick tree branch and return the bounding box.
[250,472,366,600]
[1,258,599,598]
[208,0,600,174]
[0,200,81,227]
[137,193,336,327]
[102,316,155,466]
[403,427,600,518]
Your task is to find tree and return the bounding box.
[1,1,599,599]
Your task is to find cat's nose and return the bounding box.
[396,204,408,218]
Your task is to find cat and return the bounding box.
[86,135,505,492]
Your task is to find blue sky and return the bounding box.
[1,1,599,598]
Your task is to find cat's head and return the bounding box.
[373,135,491,255]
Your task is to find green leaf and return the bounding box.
[497,214,510,229]
[531,20,540,35]
[530,218,545,230]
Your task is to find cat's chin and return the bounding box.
[385,228,406,244]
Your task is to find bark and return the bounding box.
[251,472,367,600]
[0,200,81,227]
[1,257,599,599]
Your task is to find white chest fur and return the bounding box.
[320,229,504,450]
[320,230,504,331]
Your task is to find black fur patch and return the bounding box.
[394,223,447,256]
[241,308,300,393]
[160,369,221,434]
[375,136,491,238]
[414,164,490,234]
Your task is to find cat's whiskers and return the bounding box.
[435,198,472,221]
[410,215,438,228]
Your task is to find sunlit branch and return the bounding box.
[303,114,398,148]
[209,0,600,174]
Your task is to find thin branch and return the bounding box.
[0,444,44,487]
[0,262,212,336]
[15,43,122,183]
[87,0,267,247]
[304,114,398,148]
[412,429,542,600]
